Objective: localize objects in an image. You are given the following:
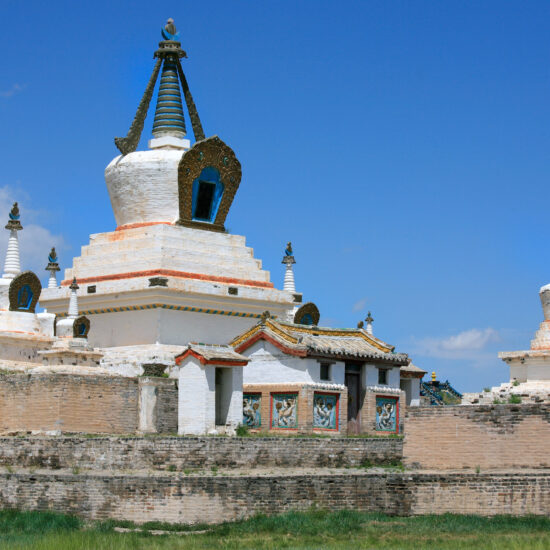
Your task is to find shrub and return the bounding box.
[493,398,503,404]
[508,394,522,404]
[483,387,490,392]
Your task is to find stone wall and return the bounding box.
[0,373,178,435]
[0,373,140,434]
[0,436,401,470]
[0,471,547,523]
[404,404,550,469]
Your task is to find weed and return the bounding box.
[493,398,503,404]
[211,465,219,475]
[475,465,481,474]
[483,387,490,392]
[71,465,81,475]
[508,394,522,404]
[167,464,177,472]
[236,424,250,437]
[513,380,520,387]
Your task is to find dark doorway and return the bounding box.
[345,366,361,435]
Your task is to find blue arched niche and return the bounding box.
[191,166,224,223]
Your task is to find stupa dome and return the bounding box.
[105,147,184,229]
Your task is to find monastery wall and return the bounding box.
[0,472,547,523]
[0,374,177,435]
[404,404,550,469]
[0,436,401,470]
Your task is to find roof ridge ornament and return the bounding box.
[114,18,205,155]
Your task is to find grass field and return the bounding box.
[0,509,549,549]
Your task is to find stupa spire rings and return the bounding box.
[282,242,297,295]
[2,203,22,280]
[114,18,205,155]
[45,247,60,289]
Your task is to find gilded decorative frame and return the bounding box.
[8,271,41,313]
[294,302,320,326]
[177,136,242,232]
[73,316,91,338]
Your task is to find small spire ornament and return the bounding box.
[45,247,60,288]
[2,202,23,279]
[365,311,374,335]
[282,241,296,294]
[68,277,79,318]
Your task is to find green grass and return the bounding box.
[0,509,549,549]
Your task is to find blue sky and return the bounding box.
[1,1,549,392]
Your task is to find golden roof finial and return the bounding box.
[431,371,436,382]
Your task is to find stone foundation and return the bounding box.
[0,436,402,470]
[0,471,547,523]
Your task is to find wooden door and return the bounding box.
[345,372,360,434]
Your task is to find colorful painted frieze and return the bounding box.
[243,393,261,428]
[313,392,338,430]
[376,396,398,433]
[271,393,298,429]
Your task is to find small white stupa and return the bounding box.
[496,284,550,400]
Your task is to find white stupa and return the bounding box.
[39,20,296,375]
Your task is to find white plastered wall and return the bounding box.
[177,358,215,435]
[364,364,401,389]
[509,358,550,382]
[241,340,345,385]
[87,309,259,349]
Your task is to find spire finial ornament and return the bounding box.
[45,247,60,289]
[68,277,79,318]
[162,18,179,41]
[2,202,23,280]
[114,18,205,155]
[365,311,374,335]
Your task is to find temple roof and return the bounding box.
[400,363,426,378]
[176,343,249,366]
[231,318,409,365]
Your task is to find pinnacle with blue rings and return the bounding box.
[152,59,186,138]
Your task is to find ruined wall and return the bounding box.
[0,373,140,434]
[404,404,550,469]
[0,471,548,523]
[0,436,401,470]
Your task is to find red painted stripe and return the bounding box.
[61,269,274,289]
[115,222,172,231]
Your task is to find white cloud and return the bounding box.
[0,186,66,277]
[0,84,26,98]
[352,298,368,312]
[412,328,500,360]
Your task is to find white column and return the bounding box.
[68,279,79,318]
[3,230,21,279]
[284,262,296,293]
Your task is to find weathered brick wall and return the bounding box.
[153,381,178,433]
[404,404,550,469]
[0,436,402,470]
[0,472,547,523]
[0,374,139,434]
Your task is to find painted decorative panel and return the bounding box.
[376,396,398,433]
[313,393,339,430]
[271,393,298,429]
[243,394,261,428]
